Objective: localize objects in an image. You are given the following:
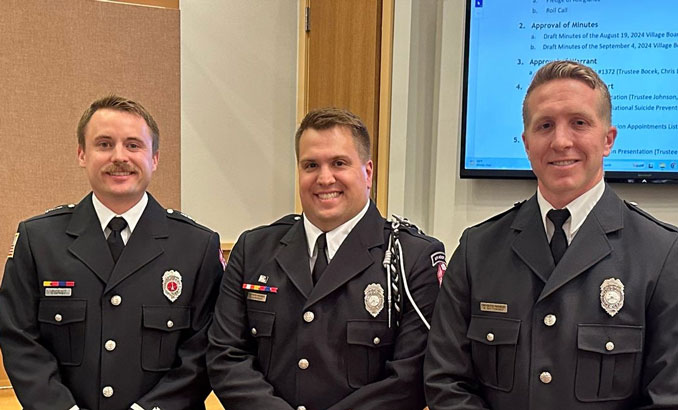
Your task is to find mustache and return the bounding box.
[103,163,137,173]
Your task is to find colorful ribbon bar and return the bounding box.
[43,281,75,287]
[242,283,278,293]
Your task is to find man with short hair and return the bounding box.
[0,95,223,410]
[208,107,445,410]
[425,60,678,409]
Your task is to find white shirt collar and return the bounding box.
[92,192,149,245]
[304,200,370,269]
[537,178,605,245]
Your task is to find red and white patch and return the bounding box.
[430,251,447,286]
[162,270,183,303]
[437,263,447,286]
[219,248,227,270]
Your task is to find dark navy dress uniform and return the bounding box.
[208,202,444,410]
[424,187,678,409]
[0,193,223,410]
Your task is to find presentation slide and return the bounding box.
[463,0,678,179]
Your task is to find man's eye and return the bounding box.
[539,123,552,130]
[574,119,586,126]
[97,141,112,148]
[334,160,346,167]
[304,163,317,170]
[128,143,140,149]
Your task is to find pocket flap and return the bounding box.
[247,310,275,337]
[143,305,191,332]
[347,320,394,347]
[38,299,87,325]
[467,315,521,345]
[577,324,643,354]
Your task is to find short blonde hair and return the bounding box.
[523,60,612,126]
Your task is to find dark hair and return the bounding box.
[77,95,159,153]
[295,107,371,162]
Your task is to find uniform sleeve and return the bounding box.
[424,230,491,410]
[134,231,223,410]
[0,223,79,410]
[636,236,678,409]
[326,238,444,410]
[206,232,294,410]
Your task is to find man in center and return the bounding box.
[208,107,444,410]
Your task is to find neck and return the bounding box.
[95,193,143,215]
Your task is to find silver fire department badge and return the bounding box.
[162,270,183,303]
[364,283,385,318]
[600,278,624,317]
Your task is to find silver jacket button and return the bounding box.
[298,358,309,370]
[105,340,117,352]
[539,371,552,384]
[543,314,557,327]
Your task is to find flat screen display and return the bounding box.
[461,0,678,183]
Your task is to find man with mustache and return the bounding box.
[0,95,223,410]
[424,60,678,409]
[207,107,444,410]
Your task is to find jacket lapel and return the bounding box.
[275,221,314,299]
[304,203,384,309]
[511,196,555,283]
[538,186,622,302]
[105,195,167,292]
[67,194,115,283]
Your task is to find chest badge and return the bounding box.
[364,283,385,318]
[163,270,183,303]
[600,278,624,317]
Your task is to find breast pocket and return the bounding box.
[346,320,394,388]
[575,324,643,401]
[467,315,521,392]
[38,299,87,366]
[141,305,191,371]
[247,310,275,376]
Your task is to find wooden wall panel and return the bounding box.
[0,0,180,387]
[306,0,383,200]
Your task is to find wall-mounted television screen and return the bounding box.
[461,0,678,183]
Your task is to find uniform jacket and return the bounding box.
[424,186,678,409]
[207,202,444,410]
[0,193,223,410]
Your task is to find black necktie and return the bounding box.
[547,209,570,265]
[312,233,328,284]
[107,217,127,263]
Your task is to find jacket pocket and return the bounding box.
[346,320,394,388]
[141,305,191,371]
[247,310,275,376]
[575,324,643,401]
[38,299,87,366]
[467,315,521,392]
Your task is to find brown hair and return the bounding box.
[523,60,612,126]
[295,107,371,162]
[77,95,160,153]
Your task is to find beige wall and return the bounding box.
[180,0,298,243]
[388,0,678,252]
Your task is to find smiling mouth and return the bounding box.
[108,171,134,176]
[550,160,578,166]
[317,192,341,200]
